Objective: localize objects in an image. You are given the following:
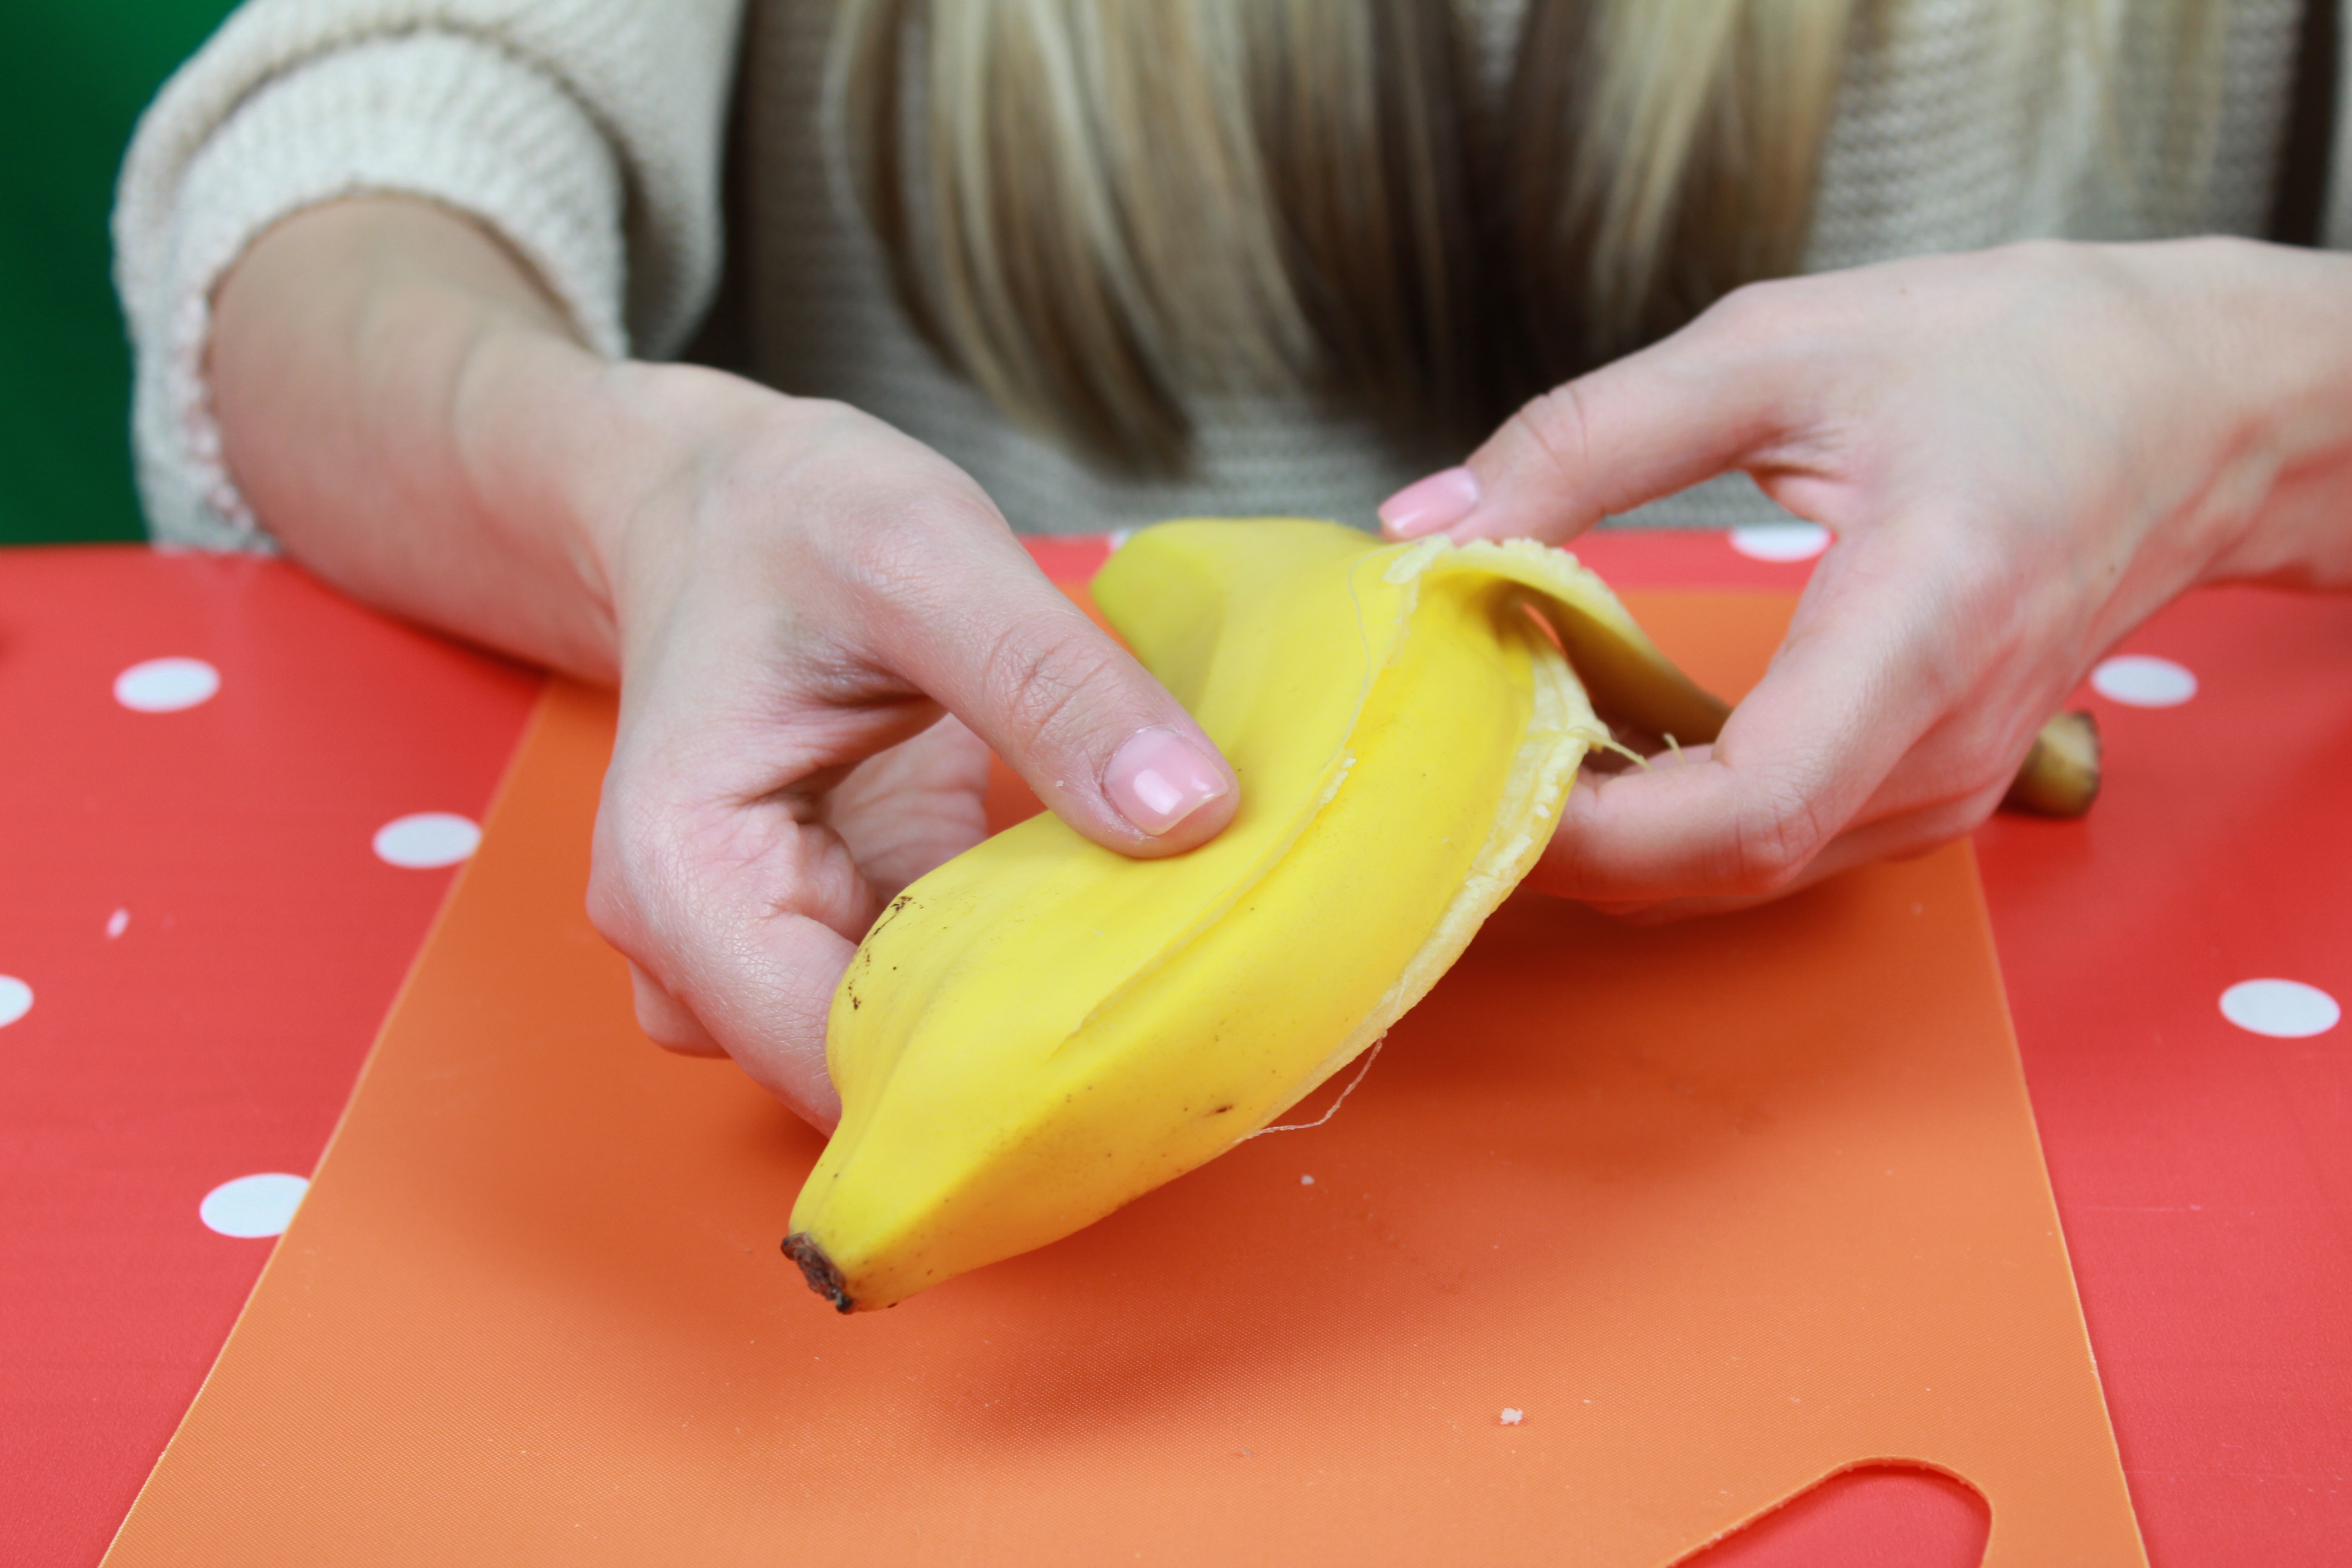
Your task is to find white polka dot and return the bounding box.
[372,813,481,869]
[1499,1407,1525,1426]
[113,657,220,712]
[2220,979,2340,1039]
[1729,522,1831,562]
[200,1173,309,1238]
[0,976,31,1028]
[105,907,129,939]
[2091,655,2197,708]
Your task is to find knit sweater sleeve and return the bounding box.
[113,0,745,549]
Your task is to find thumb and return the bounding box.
[874,533,1239,858]
[1379,299,1801,545]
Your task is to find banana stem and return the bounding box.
[2001,710,2103,818]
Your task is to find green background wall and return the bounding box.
[2,2,237,545]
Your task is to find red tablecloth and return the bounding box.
[4,538,2346,1566]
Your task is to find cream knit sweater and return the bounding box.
[116,0,2340,548]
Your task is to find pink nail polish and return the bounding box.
[1377,466,1480,539]
[1104,726,1230,837]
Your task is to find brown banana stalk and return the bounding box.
[2000,710,2102,818]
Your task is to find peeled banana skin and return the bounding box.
[780,519,2101,1312]
[783,519,1727,1311]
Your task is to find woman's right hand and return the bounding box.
[212,198,1236,1130]
[578,373,1236,1127]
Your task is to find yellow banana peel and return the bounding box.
[783,518,1722,1311]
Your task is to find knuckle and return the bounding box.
[977,617,1130,755]
[1509,382,1597,492]
[583,780,703,960]
[583,868,631,949]
[1694,277,1795,344]
[832,516,943,622]
[1724,784,1832,896]
[632,983,694,1049]
[713,410,1008,604]
[823,487,1013,634]
[701,403,854,517]
[861,483,1003,566]
[584,816,663,958]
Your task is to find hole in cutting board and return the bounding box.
[1676,1465,1989,1568]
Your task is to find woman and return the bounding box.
[116,0,2352,1127]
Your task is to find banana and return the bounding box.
[782,518,1723,1312]
[2004,710,2102,818]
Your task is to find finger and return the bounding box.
[1578,772,2012,922]
[589,789,862,1132]
[668,899,852,1131]
[627,960,726,1056]
[1379,293,1812,545]
[822,713,992,900]
[1530,531,1974,902]
[845,503,1240,858]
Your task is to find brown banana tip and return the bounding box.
[2001,710,2103,819]
[782,1232,856,1313]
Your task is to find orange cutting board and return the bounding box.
[102,592,2144,1567]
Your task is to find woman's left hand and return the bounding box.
[1380,237,2352,917]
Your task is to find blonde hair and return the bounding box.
[827,0,2219,474]
[828,0,1476,470]
[1501,0,1857,370]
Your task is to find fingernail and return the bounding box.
[1377,466,1480,539]
[1104,726,1229,837]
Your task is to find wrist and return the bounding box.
[2167,240,2352,589]
[528,358,800,675]
[443,324,638,670]
[216,198,644,679]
